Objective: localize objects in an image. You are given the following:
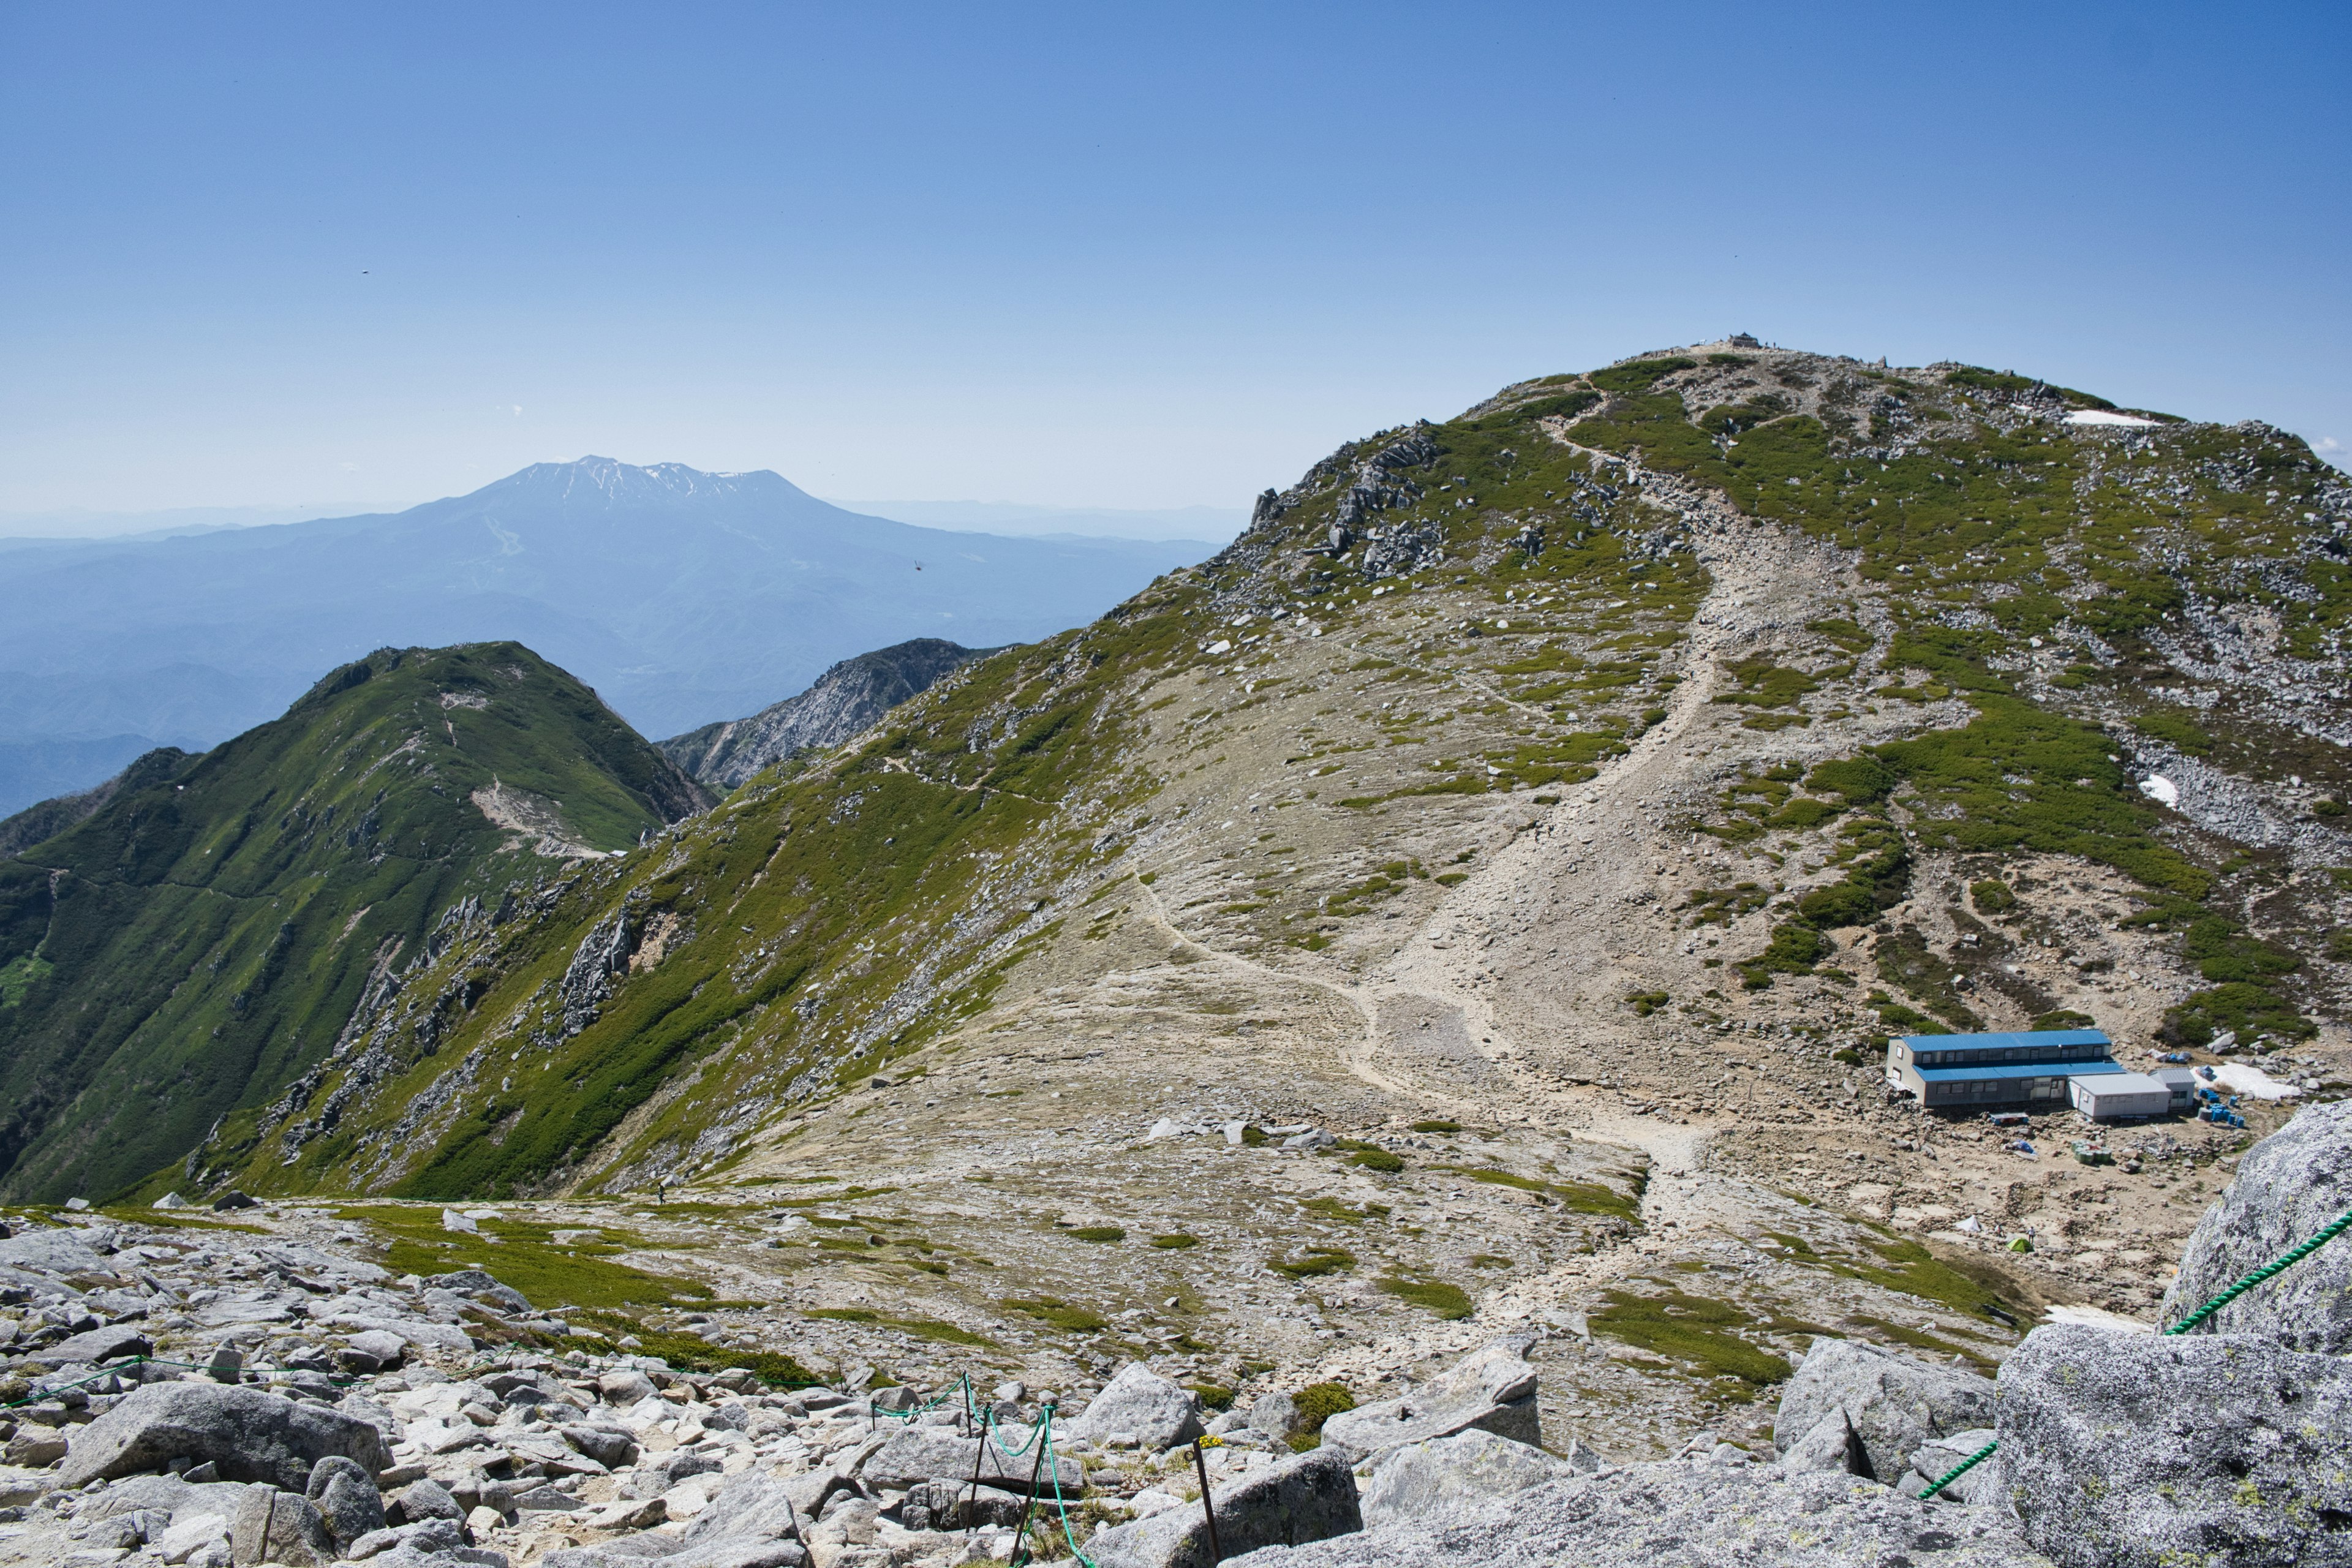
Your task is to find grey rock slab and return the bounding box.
[1230,1461,2045,1568]
[1772,1336,1995,1484]
[1316,1337,1541,1463]
[1088,1447,1362,1568]
[1905,1427,2000,1507]
[0,1229,108,1277]
[1066,1363,1205,1451]
[1999,1323,2352,1568]
[59,1381,391,1490]
[2162,1099,2352,1353]
[229,1484,335,1566]
[859,1425,1084,1494]
[28,1323,151,1366]
[1357,1427,1575,1529]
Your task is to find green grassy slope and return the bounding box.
[211,347,2352,1198]
[0,641,709,1202]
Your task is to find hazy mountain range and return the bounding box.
[0,459,1215,814]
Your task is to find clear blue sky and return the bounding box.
[2,2,2343,515]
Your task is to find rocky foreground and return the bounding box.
[2,1101,2349,1567]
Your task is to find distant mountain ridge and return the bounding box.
[0,460,1214,814]
[660,638,993,790]
[0,640,709,1202]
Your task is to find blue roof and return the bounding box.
[1898,1029,2109,1051]
[1914,1060,2124,1083]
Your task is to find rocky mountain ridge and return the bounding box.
[659,641,994,791]
[13,340,2352,1488]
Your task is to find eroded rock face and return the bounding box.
[1998,1323,2352,1568]
[2162,1099,2352,1353]
[58,1382,391,1490]
[1315,1338,1540,1464]
[1065,1363,1205,1452]
[1089,1447,1360,1568]
[1771,1337,1996,1485]
[1229,1459,2041,1568]
[1357,1427,1574,1529]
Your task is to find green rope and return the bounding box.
[2163,1211,2352,1336]
[1036,1404,1101,1568]
[1915,1208,2352,1501]
[872,1371,969,1423]
[1914,1439,1998,1502]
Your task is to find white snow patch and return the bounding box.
[2212,1062,2302,1101]
[2066,410,2160,428]
[2138,775,2179,807]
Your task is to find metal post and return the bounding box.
[1193,1438,1223,1564]
[962,1408,992,1534]
[1007,1400,1054,1568]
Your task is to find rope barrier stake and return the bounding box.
[1006,1400,1054,1568]
[1192,1438,1223,1564]
[962,1407,990,1534]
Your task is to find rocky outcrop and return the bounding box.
[1231,1456,2040,1568]
[2162,1099,2352,1352]
[1356,1428,1577,1528]
[59,1382,391,1490]
[1997,1323,2352,1567]
[1772,1336,1997,1483]
[660,639,991,790]
[1089,1447,1360,1568]
[1315,1337,1541,1463]
[1064,1362,1205,1451]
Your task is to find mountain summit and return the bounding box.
[0,460,1212,813]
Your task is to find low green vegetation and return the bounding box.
[338,1205,699,1311]
[1589,1289,1792,1388]
[1287,1381,1358,1451]
[1065,1226,1126,1243]
[571,1311,820,1387]
[1272,1245,1356,1279]
[1378,1274,1474,1320]
[1150,1233,1199,1249]
[1003,1298,1109,1333]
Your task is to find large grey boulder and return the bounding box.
[860,1423,1084,1494]
[660,1469,811,1567]
[1772,1336,1996,1484]
[1066,1363,1206,1451]
[1089,1447,1360,1568]
[1230,1460,2040,1568]
[1999,1323,2352,1568]
[306,1453,386,1545]
[0,1228,109,1276]
[1316,1338,1540,1463]
[1357,1427,1575,1528]
[59,1381,391,1490]
[2162,1099,2352,1353]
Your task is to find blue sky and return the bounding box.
[1,2,2343,515]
